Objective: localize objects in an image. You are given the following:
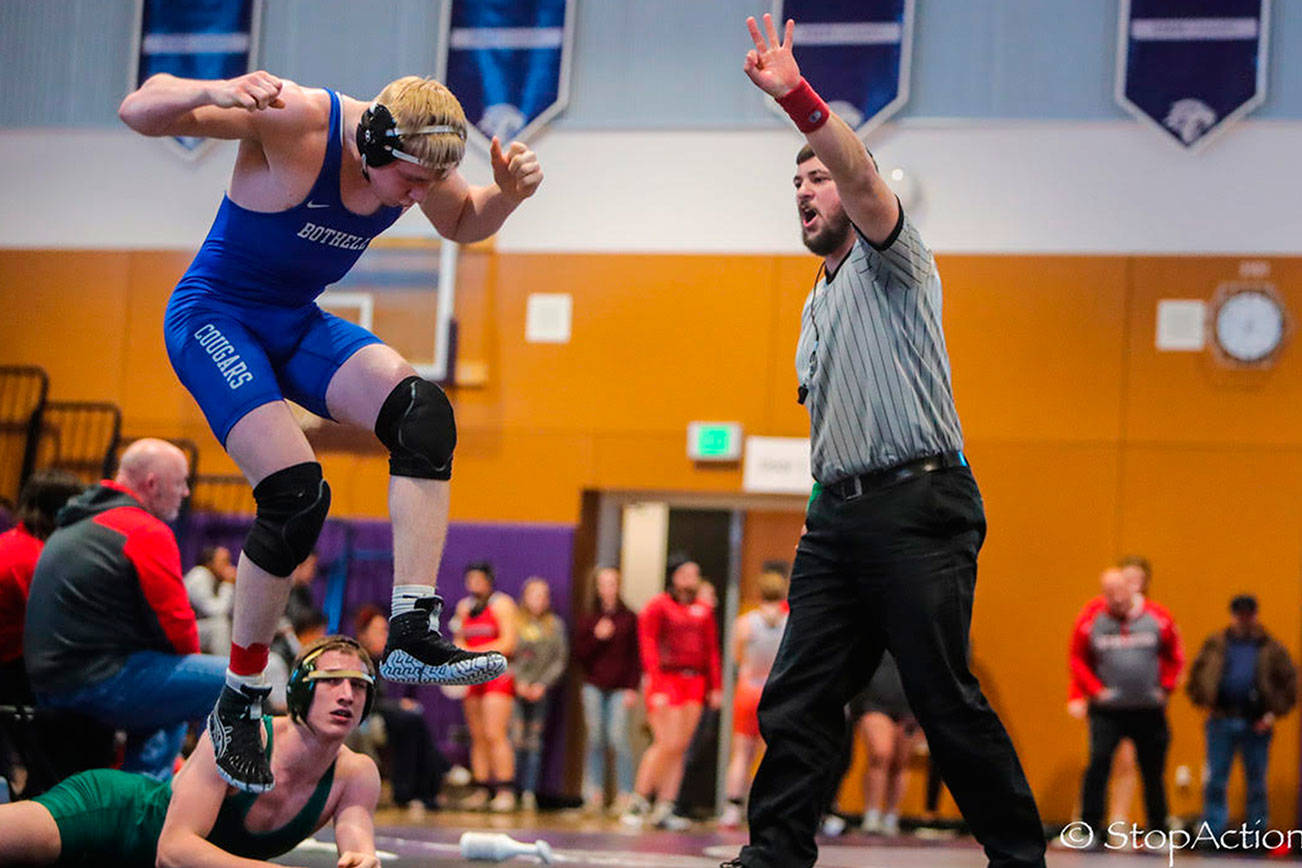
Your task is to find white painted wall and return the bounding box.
[2,120,1299,254]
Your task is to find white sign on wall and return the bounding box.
[743,436,813,495]
[525,293,572,343]
[1155,299,1206,351]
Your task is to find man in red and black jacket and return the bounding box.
[24,439,226,781]
[1068,566,1184,837]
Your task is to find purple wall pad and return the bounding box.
[183,512,576,794]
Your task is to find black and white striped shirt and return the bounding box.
[794,212,963,483]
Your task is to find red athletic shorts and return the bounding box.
[732,680,763,737]
[646,670,707,711]
[467,672,515,698]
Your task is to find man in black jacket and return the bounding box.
[24,439,226,780]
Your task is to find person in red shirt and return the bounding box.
[451,561,518,812]
[623,556,721,830]
[0,469,84,705]
[1068,566,1184,835]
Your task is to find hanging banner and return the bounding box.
[771,0,914,138]
[129,0,262,161]
[1116,0,1270,151]
[438,0,575,150]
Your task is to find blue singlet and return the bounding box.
[164,89,404,443]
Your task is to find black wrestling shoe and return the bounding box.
[207,682,274,793]
[379,594,508,685]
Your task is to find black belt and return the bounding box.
[826,451,967,500]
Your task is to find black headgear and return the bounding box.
[286,635,376,724]
[355,102,464,170]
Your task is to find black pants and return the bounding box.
[1080,707,1169,832]
[740,467,1045,868]
[381,706,450,808]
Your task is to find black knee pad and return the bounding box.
[374,375,456,480]
[243,462,331,577]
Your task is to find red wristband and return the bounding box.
[775,78,830,134]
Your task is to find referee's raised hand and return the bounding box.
[744,14,801,98]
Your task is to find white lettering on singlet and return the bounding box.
[192,323,254,390]
[296,221,371,251]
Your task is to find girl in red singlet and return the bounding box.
[452,562,517,812]
[623,557,721,829]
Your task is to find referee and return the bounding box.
[721,16,1045,868]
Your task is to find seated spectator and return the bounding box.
[355,604,450,817]
[573,566,640,815]
[511,577,568,812]
[23,439,226,780]
[183,546,236,655]
[265,608,327,715]
[0,470,84,705]
[285,551,326,636]
[1187,594,1298,836]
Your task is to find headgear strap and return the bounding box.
[356,102,465,170]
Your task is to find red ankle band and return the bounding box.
[229,642,269,676]
[776,78,830,134]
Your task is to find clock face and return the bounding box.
[1214,290,1285,363]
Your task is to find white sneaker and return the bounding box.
[446,765,472,787]
[656,811,692,831]
[620,794,651,828]
[861,809,883,834]
[489,790,516,813]
[820,814,847,837]
[520,791,538,813]
[881,813,900,836]
[719,802,744,829]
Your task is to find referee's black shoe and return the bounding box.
[379,594,508,685]
[208,681,274,793]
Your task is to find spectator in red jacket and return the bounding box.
[623,555,721,830]
[0,469,84,705]
[1068,566,1184,836]
[24,439,226,781]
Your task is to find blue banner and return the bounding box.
[131,0,262,159]
[439,0,574,148]
[773,0,913,137]
[1116,0,1270,150]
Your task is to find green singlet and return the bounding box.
[33,717,337,867]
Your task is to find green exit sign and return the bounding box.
[687,422,743,462]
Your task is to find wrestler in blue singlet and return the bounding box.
[164,89,403,444]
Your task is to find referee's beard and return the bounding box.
[801,207,851,257]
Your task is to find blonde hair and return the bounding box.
[518,577,560,637]
[757,571,788,602]
[375,76,467,169]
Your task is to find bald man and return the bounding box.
[24,439,227,780]
[1068,567,1184,837]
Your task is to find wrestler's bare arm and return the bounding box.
[331,750,382,868]
[419,136,543,243]
[157,734,294,868]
